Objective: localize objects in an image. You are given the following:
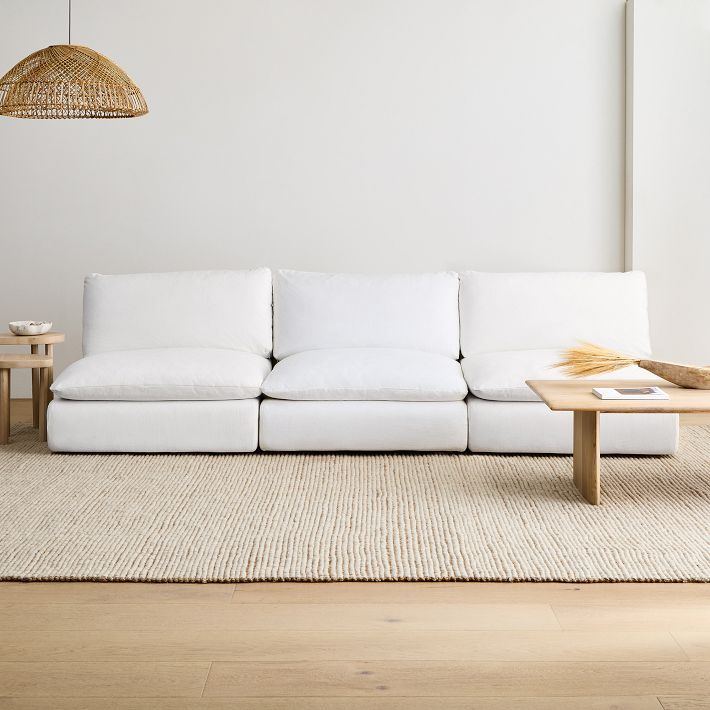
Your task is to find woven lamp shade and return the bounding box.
[0,44,148,119]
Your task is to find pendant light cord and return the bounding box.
[68,0,71,45]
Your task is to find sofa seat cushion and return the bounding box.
[51,348,271,401]
[260,400,467,451]
[48,399,260,452]
[462,349,661,402]
[466,397,678,454]
[262,348,468,401]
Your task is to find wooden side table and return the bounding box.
[0,331,65,444]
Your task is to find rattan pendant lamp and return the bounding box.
[0,0,147,119]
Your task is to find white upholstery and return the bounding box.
[47,398,259,452]
[459,271,652,357]
[83,269,273,357]
[273,270,460,360]
[52,268,675,456]
[466,397,679,454]
[259,400,468,451]
[462,349,662,402]
[262,348,467,402]
[51,348,271,401]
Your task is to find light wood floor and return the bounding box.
[1,400,708,709]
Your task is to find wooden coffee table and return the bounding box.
[526,379,710,505]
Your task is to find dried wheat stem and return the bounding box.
[554,342,639,378]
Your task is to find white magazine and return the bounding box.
[592,386,669,400]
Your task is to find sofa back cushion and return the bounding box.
[273,270,460,360]
[83,269,273,357]
[459,271,652,357]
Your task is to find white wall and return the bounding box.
[1,0,626,393]
[627,0,710,364]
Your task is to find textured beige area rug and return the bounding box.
[1,424,708,582]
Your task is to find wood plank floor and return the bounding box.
[1,400,708,709]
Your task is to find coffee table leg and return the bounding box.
[45,343,54,403]
[573,410,601,504]
[39,367,48,443]
[0,368,9,445]
[31,344,39,427]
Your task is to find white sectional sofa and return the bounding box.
[47,268,678,455]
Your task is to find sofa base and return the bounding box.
[260,399,468,451]
[46,396,680,455]
[467,397,679,455]
[47,398,259,452]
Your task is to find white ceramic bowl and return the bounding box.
[8,321,52,336]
